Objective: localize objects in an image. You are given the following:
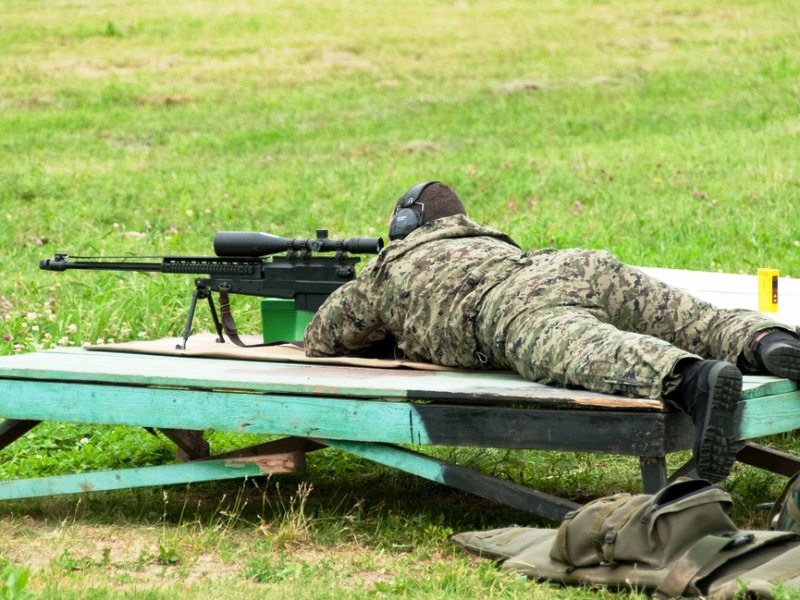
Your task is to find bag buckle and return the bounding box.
[722,532,755,550]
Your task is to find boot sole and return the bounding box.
[762,342,800,380]
[695,363,744,483]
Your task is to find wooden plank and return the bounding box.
[0,419,39,452]
[639,456,669,493]
[0,455,302,501]
[0,380,432,444]
[243,452,304,474]
[156,429,210,461]
[0,379,696,454]
[743,376,799,399]
[1,348,791,410]
[413,403,694,455]
[736,442,800,477]
[320,439,580,522]
[739,389,800,439]
[0,348,665,409]
[437,464,579,522]
[669,459,697,483]
[198,437,323,462]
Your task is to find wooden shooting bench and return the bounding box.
[0,333,799,522]
[1,267,799,522]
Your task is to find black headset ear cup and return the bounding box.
[389,180,440,240]
[389,207,423,241]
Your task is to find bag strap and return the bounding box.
[218,287,286,348]
[654,534,743,599]
[597,500,644,564]
[655,531,798,598]
[554,495,630,565]
[553,513,574,564]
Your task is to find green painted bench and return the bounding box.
[1,347,799,522]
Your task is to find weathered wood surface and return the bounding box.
[320,439,581,522]
[740,386,800,439]
[0,419,39,452]
[0,349,797,444]
[0,346,667,409]
[0,454,303,501]
[155,428,210,461]
[2,346,796,411]
[0,378,694,454]
[737,443,800,478]
[200,437,324,462]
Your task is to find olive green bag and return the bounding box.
[453,479,800,599]
[551,478,736,568]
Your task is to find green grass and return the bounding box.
[2,0,800,597]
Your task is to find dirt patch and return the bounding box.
[136,95,192,106]
[0,515,460,595]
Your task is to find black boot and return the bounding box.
[673,359,744,483]
[751,330,800,380]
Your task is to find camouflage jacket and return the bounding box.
[304,215,522,368]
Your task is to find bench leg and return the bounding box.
[318,439,580,522]
[156,428,210,461]
[0,419,40,452]
[640,456,668,493]
[736,442,800,477]
[197,437,324,462]
[667,441,800,485]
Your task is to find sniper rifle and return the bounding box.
[39,229,384,350]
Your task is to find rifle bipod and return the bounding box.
[177,282,226,350]
[177,280,270,350]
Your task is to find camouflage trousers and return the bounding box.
[474,248,789,399]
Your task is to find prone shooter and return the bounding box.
[39,229,383,350]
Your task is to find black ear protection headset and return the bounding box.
[388,181,440,241]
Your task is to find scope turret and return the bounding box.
[213,231,384,257]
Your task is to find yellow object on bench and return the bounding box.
[758,268,780,313]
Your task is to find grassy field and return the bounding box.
[2,0,800,597]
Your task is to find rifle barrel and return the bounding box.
[39,255,263,276]
[39,256,164,272]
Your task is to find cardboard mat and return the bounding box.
[85,333,454,372]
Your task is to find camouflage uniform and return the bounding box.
[771,472,800,533]
[304,215,789,399]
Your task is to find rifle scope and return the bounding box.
[214,230,384,257]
